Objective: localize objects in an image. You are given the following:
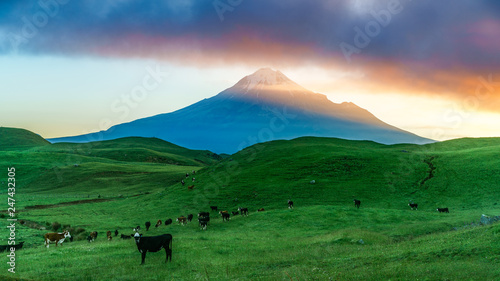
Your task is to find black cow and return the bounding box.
[121,234,132,240]
[220,211,230,221]
[198,212,210,218]
[181,179,185,186]
[238,207,248,216]
[408,203,418,210]
[288,200,294,209]
[232,211,239,216]
[145,221,151,231]
[164,219,173,226]
[0,242,24,252]
[133,233,172,265]
[187,214,194,222]
[115,230,119,237]
[210,206,218,212]
[354,199,361,209]
[437,208,449,213]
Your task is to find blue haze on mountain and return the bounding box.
[49,68,434,153]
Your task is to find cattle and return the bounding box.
[133,233,172,265]
[198,217,209,230]
[155,220,162,228]
[106,231,113,241]
[187,185,194,190]
[134,226,141,232]
[181,179,185,186]
[185,173,189,178]
[408,203,418,210]
[88,231,98,242]
[176,216,187,225]
[187,214,193,222]
[115,230,119,237]
[192,170,196,174]
[164,219,173,226]
[238,207,248,216]
[210,206,218,212]
[198,212,210,218]
[0,241,24,252]
[192,177,195,182]
[257,208,265,212]
[44,230,71,248]
[121,234,132,240]
[437,208,449,213]
[221,212,230,221]
[354,199,361,209]
[232,211,239,216]
[145,221,151,231]
[288,200,294,209]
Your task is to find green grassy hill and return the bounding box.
[0,127,50,150]
[0,131,499,280]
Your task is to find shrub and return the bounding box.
[51,222,61,231]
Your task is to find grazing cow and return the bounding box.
[107,231,113,241]
[181,179,185,186]
[257,208,265,212]
[88,231,98,242]
[198,217,209,230]
[288,200,294,209]
[187,214,194,222]
[164,219,173,226]
[87,235,93,242]
[192,177,195,182]
[121,234,132,240]
[232,211,239,216]
[238,207,248,216]
[185,173,189,178]
[221,212,230,221]
[210,206,218,212]
[176,216,187,225]
[44,230,71,248]
[192,170,196,174]
[408,203,418,210]
[145,221,151,231]
[437,208,449,213]
[354,199,361,209]
[187,185,194,190]
[134,226,141,232]
[0,242,24,252]
[198,212,210,218]
[115,230,119,237]
[133,233,172,265]
[155,220,162,228]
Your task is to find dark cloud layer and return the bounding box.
[1,0,499,109]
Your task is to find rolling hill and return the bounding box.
[0,127,50,150]
[49,68,434,153]
[0,128,499,280]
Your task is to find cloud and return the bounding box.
[1,0,498,111]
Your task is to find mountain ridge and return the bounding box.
[48,68,434,153]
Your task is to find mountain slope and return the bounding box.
[49,68,434,153]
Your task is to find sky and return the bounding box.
[0,0,499,141]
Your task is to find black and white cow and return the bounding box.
[408,203,418,210]
[238,207,248,216]
[145,221,151,231]
[288,200,294,209]
[133,233,172,265]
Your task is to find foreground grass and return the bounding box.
[1,206,499,280]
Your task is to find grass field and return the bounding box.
[0,127,499,280]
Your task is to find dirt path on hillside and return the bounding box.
[23,198,113,211]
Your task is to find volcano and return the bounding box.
[49,68,433,153]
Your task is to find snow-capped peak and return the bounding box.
[233,67,302,92]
